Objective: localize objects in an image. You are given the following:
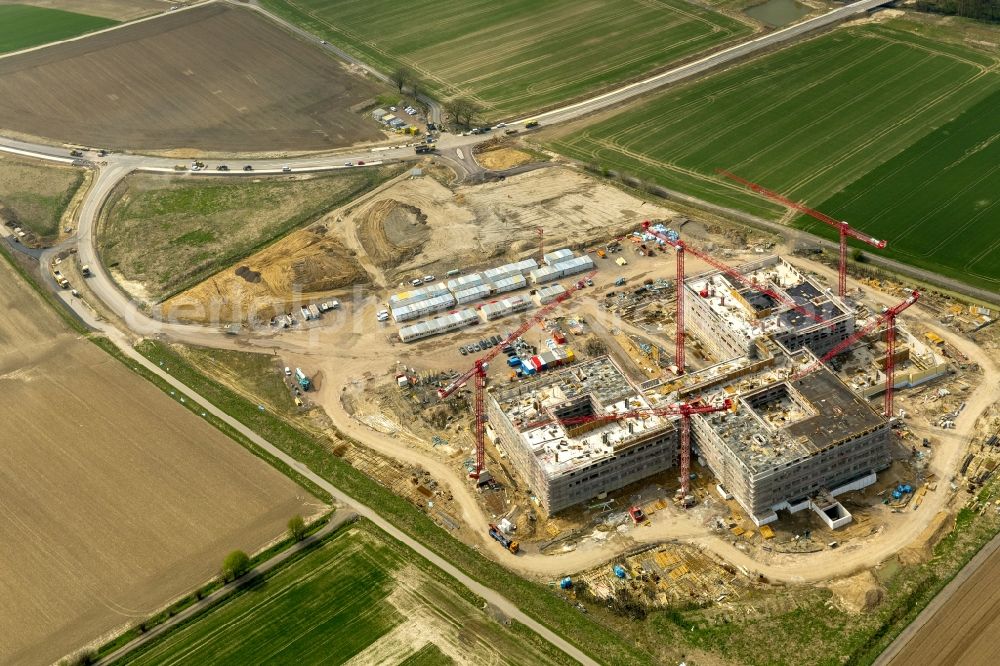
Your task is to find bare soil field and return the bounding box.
[344,166,680,285]
[0,256,317,665]
[0,3,385,152]
[0,0,169,22]
[0,151,83,243]
[475,147,536,171]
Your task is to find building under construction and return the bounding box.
[489,255,893,527]
[685,256,854,361]
[488,357,678,513]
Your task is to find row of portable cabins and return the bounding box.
[399,295,531,342]
[390,259,539,323]
[529,255,594,284]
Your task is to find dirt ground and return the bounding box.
[0,0,173,21]
[343,166,680,286]
[475,147,536,171]
[162,222,367,324]
[0,257,320,665]
[0,4,385,152]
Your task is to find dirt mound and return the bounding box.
[476,147,536,171]
[163,224,366,323]
[899,511,953,566]
[356,198,431,268]
[827,571,885,614]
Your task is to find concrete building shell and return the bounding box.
[489,357,678,514]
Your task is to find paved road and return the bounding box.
[644,181,1000,306]
[74,321,598,666]
[509,0,896,126]
[876,529,1000,666]
[243,0,443,125]
[97,510,359,665]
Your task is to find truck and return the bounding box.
[488,523,519,554]
[294,368,311,391]
[81,264,92,277]
[415,144,436,154]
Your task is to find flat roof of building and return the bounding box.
[493,357,673,478]
[685,256,850,341]
[700,361,885,473]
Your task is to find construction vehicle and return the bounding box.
[415,144,436,154]
[437,269,597,479]
[718,170,886,298]
[294,368,311,391]
[596,249,607,259]
[488,523,519,554]
[615,276,626,286]
[628,506,646,524]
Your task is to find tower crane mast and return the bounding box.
[438,269,597,478]
[792,291,919,417]
[716,169,887,298]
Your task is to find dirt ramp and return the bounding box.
[163,225,366,323]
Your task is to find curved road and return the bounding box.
[0,0,982,660]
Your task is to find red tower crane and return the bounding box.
[792,291,919,417]
[524,399,733,499]
[716,169,887,298]
[438,269,598,479]
[640,221,829,374]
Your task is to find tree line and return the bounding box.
[915,0,1000,22]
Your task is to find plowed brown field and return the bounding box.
[0,255,317,664]
[886,537,1000,666]
[0,3,384,152]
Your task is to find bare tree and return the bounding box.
[444,97,481,127]
[390,66,414,93]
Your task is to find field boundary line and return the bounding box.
[96,512,358,665]
[0,0,217,62]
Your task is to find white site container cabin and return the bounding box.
[491,274,527,294]
[308,304,322,319]
[454,284,492,305]
[483,258,538,284]
[553,254,594,277]
[543,248,574,266]
[447,272,486,293]
[535,284,567,305]
[529,264,563,284]
[479,295,530,322]
[319,300,340,312]
[389,282,450,309]
[399,309,478,342]
[390,293,456,322]
[300,306,313,320]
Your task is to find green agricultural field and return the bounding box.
[99,166,404,302]
[260,0,754,119]
[0,152,83,243]
[549,20,1000,290]
[0,4,116,54]
[122,521,573,666]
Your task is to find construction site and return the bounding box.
[316,162,1000,601]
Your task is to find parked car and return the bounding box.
[460,347,468,356]
[411,278,422,286]
[423,275,435,283]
